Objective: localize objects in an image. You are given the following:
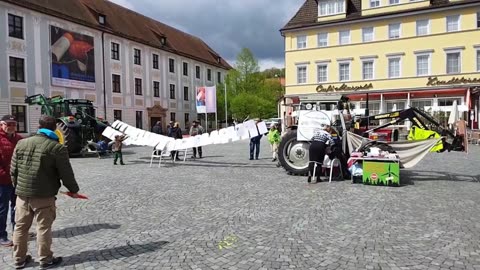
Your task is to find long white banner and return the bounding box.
[103,120,268,151]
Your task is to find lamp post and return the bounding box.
[224,75,228,127]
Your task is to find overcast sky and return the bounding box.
[109,0,304,70]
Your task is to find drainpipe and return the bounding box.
[101,31,107,120]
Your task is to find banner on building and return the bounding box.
[50,26,95,89]
[196,86,217,113]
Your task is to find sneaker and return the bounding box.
[0,237,13,247]
[191,155,196,159]
[113,163,117,165]
[249,157,253,160]
[15,254,32,269]
[307,176,312,183]
[39,257,63,269]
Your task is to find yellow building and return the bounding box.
[281,0,480,129]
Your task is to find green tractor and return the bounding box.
[25,94,109,156]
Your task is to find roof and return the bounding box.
[1,0,231,70]
[281,0,480,32]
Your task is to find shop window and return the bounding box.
[386,101,406,112]
[411,100,432,110]
[438,98,461,107]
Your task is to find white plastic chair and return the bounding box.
[150,142,174,167]
[308,161,323,182]
[322,156,343,183]
[174,148,191,162]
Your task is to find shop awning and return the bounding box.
[347,87,468,101]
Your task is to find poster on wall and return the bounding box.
[196,86,217,113]
[50,26,95,89]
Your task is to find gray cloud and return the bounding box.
[109,0,304,70]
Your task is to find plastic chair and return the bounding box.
[322,156,343,183]
[174,148,191,162]
[308,161,322,182]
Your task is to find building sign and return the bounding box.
[316,83,373,93]
[426,76,480,86]
[50,26,95,89]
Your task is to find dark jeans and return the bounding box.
[113,151,124,164]
[249,141,260,159]
[193,147,202,157]
[308,141,326,177]
[0,184,14,239]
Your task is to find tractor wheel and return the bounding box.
[55,122,82,155]
[277,129,310,176]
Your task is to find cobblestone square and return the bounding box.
[1,140,480,269]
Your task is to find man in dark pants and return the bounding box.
[0,115,22,247]
[249,119,262,160]
[189,120,204,158]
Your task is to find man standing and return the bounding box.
[189,120,204,158]
[11,115,80,269]
[151,121,163,135]
[0,115,22,247]
[249,118,263,160]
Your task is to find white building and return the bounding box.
[0,0,230,135]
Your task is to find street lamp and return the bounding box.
[224,75,228,127]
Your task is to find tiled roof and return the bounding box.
[2,0,231,70]
[281,0,480,32]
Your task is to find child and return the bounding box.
[113,134,128,165]
[267,124,281,162]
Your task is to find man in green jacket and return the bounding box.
[10,115,80,269]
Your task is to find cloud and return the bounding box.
[108,0,303,70]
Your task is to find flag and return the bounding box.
[196,86,217,113]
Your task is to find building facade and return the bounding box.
[281,0,480,129]
[0,0,230,135]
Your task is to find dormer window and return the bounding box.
[99,14,106,25]
[217,57,221,63]
[319,0,345,16]
[160,36,166,45]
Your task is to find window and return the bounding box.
[446,15,460,32]
[135,111,143,129]
[438,98,461,107]
[135,78,142,95]
[386,101,406,112]
[362,61,374,80]
[297,35,307,49]
[411,99,432,110]
[389,23,401,39]
[184,113,189,126]
[8,14,23,39]
[389,0,399,5]
[477,50,480,71]
[11,105,26,132]
[169,84,175,99]
[111,42,120,60]
[362,27,374,42]
[183,62,188,76]
[339,30,350,45]
[317,65,328,82]
[183,86,189,101]
[416,54,430,76]
[113,110,122,121]
[195,66,201,79]
[360,102,380,115]
[217,72,222,83]
[207,69,212,81]
[370,0,380,8]
[388,58,401,78]
[152,54,159,69]
[170,112,176,122]
[153,81,160,97]
[112,74,121,93]
[297,66,307,84]
[9,57,25,82]
[416,20,429,36]
[169,58,175,73]
[319,0,345,16]
[98,14,106,25]
[317,33,328,47]
[477,12,480,28]
[446,52,460,74]
[339,62,350,81]
[134,49,141,65]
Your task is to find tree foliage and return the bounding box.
[223,48,284,122]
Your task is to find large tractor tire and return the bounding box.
[55,121,82,155]
[277,129,310,176]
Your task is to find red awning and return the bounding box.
[347,88,467,101]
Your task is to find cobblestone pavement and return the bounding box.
[1,140,480,269]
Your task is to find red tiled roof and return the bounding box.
[2,0,231,69]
